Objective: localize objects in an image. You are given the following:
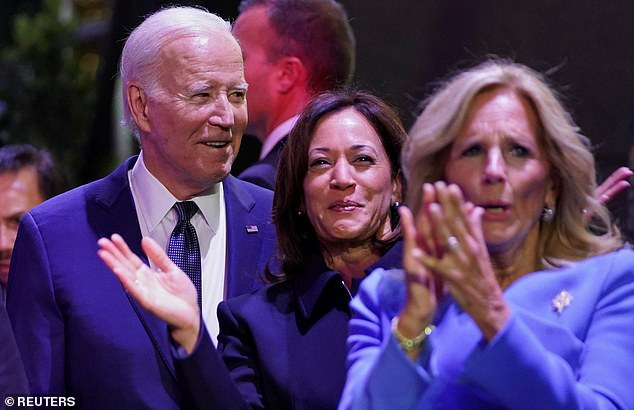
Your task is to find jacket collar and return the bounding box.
[295,240,403,321]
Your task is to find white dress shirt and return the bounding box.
[128,152,227,345]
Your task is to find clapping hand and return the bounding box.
[394,184,442,357]
[403,182,510,342]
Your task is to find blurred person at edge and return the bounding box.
[339,59,634,410]
[235,0,355,189]
[0,144,61,302]
[0,144,60,397]
[6,7,275,408]
[1,301,27,395]
[99,89,406,409]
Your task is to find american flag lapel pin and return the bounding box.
[245,225,259,234]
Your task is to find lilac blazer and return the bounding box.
[340,249,634,410]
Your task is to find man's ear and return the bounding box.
[274,56,308,94]
[127,83,151,133]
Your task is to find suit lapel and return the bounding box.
[264,137,287,166]
[89,157,177,381]
[89,159,144,257]
[223,176,268,297]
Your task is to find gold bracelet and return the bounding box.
[391,316,434,353]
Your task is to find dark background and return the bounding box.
[337,1,634,234]
[2,0,633,233]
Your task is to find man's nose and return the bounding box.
[207,94,235,130]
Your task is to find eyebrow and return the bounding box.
[187,81,249,94]
[308,144,378,155]
[458,131,537,144]
[234,82,249,91]
[187,82,212,94]
[350,144,377,152]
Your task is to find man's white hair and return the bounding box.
[119,6,233,137]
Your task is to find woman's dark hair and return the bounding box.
[270,89,407,282]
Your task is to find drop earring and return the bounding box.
[541,206,554,223]
[390,201,401,231]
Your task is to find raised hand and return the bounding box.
[97,234,200,352]
[393,186,442,359]
[595,166,632,204]
[418,182,510,342]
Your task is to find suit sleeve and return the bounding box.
[174,300,265,410]
[6,213,65,394]
[216,300,266,410]
[338,270,433,410]
[0,301,29,394]
[174,324,249,410]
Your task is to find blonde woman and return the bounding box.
[339,60,634,409]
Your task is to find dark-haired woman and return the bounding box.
[98,89,407,409]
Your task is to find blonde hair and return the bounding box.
[402,59,621,268]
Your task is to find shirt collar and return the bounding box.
[129,151,220,234]
[259,115,300,160]
[295,240,404,321]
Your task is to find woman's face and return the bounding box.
[444,87,555,254]
[302,107,399,248]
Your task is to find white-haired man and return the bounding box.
[7,7,275,407]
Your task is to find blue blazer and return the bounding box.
[339,249,634,410]
[176,241,403,410]
[6,156,276,409]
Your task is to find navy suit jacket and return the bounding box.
[6,156,276,409]
[238,138,286,190]
[176,241,403,410]
[0,301,28,396]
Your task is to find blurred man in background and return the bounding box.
[235,0,355,189]
[0,144,60,303]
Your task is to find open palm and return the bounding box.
[97,234,200,345]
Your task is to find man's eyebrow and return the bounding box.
[187,82,212,94]
[188,82,249,93]
[232,82,249,90]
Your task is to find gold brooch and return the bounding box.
[552,290,573,314]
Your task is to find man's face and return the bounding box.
[233,5,278,138]
[0,167,45,286]
[138,31,248,199]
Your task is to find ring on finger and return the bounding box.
[447,236,460,251]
